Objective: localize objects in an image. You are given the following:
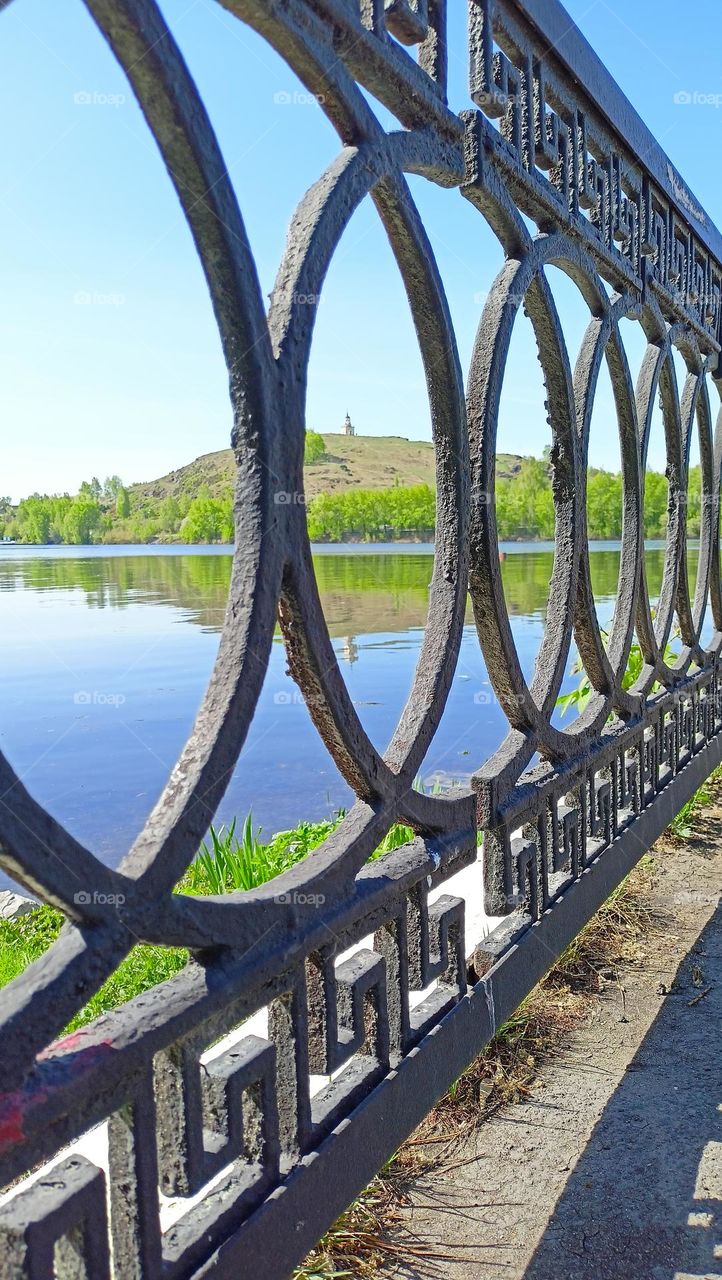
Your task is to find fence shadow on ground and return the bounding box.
[524,898,722,1280]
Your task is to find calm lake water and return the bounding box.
[0,541,706,867]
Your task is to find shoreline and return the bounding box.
[0,535,689,552]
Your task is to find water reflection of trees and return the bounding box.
[0,553,232,630]
[0,546,700,638]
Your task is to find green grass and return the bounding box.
[667,764,722,839]
[0,906,188,1031]
[179,813,342,895]
[0,905,62,990]
[0,808,425,1035]
[556,630,678,720]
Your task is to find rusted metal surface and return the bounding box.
[1,0,722,1275]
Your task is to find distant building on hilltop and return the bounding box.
[342,411,355,437]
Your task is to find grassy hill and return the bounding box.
[130,434,524,504]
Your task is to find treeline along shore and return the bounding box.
[1,449,701,547]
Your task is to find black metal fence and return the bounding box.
[2,0,722,1275]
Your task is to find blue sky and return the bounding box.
[0,0,720,500]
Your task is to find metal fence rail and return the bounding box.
[1,0,721,1275]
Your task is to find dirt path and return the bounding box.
[387,815,722,1280]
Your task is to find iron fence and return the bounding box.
[1,0,722,1275]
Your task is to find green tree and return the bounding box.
[304,430,326,465]
[104,475,124,502]
[15,496,52,543]
[686,464,702,537]
[62,497,101,544]
[115,487,131,519]
[643,471,669,539]
[79,477,103,502]
[181,494,233,543]
[587,470,623,539]
[159,496,181,532]
[307,484,435,542]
